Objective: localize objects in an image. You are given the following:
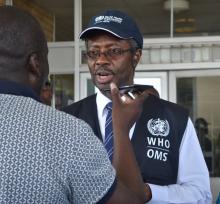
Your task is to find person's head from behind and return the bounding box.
[0,6,49,96]
[81,10,143,98]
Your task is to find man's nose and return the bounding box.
[95,52,110,64]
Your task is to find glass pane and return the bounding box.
[27,0,74,42]
[50,74,74,110]
[174,0,220,37]
[134,78,162,98]
[15,0,220,41]
[177,76,220,176]
[82,0,170,38]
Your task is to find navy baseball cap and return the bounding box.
[80,10,143,49]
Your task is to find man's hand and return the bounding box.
[110,82,150,203]
[110,82,149,133]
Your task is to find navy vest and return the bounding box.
[132,96,188,185]
[63,94,188,186]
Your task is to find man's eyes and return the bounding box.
[109,48,122,55]
[85,48,127,59]
[88,50,99,55]
[88,48,122,54]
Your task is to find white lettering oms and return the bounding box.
[147,149,168,161]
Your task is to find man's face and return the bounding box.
[86,33,141,97]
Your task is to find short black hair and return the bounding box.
[0,6,47,75]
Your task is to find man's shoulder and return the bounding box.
[1,95,89,140]
[146,95,189,116]
[62,94,97,114]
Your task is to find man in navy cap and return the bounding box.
[63,10,212,203]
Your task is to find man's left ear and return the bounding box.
[132,49,142,68]
[28,52,41,78]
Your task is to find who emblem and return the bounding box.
[147,118,170,137]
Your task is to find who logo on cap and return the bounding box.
[79,10,143,49]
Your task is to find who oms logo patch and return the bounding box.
[146,118,170,162]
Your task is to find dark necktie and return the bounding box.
[104,102,113,162]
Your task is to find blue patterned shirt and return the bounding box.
[0,81,116,204]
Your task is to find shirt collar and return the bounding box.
[96,88,136,140]
[0,80,41,102]
[96,89,111,116]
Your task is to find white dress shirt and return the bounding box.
[96,90,212,204]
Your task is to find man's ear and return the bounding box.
[28,52,41,77]
[132,49,142,68]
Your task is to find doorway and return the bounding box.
[169,69,220,202]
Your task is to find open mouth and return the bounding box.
[95,69,114,84]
